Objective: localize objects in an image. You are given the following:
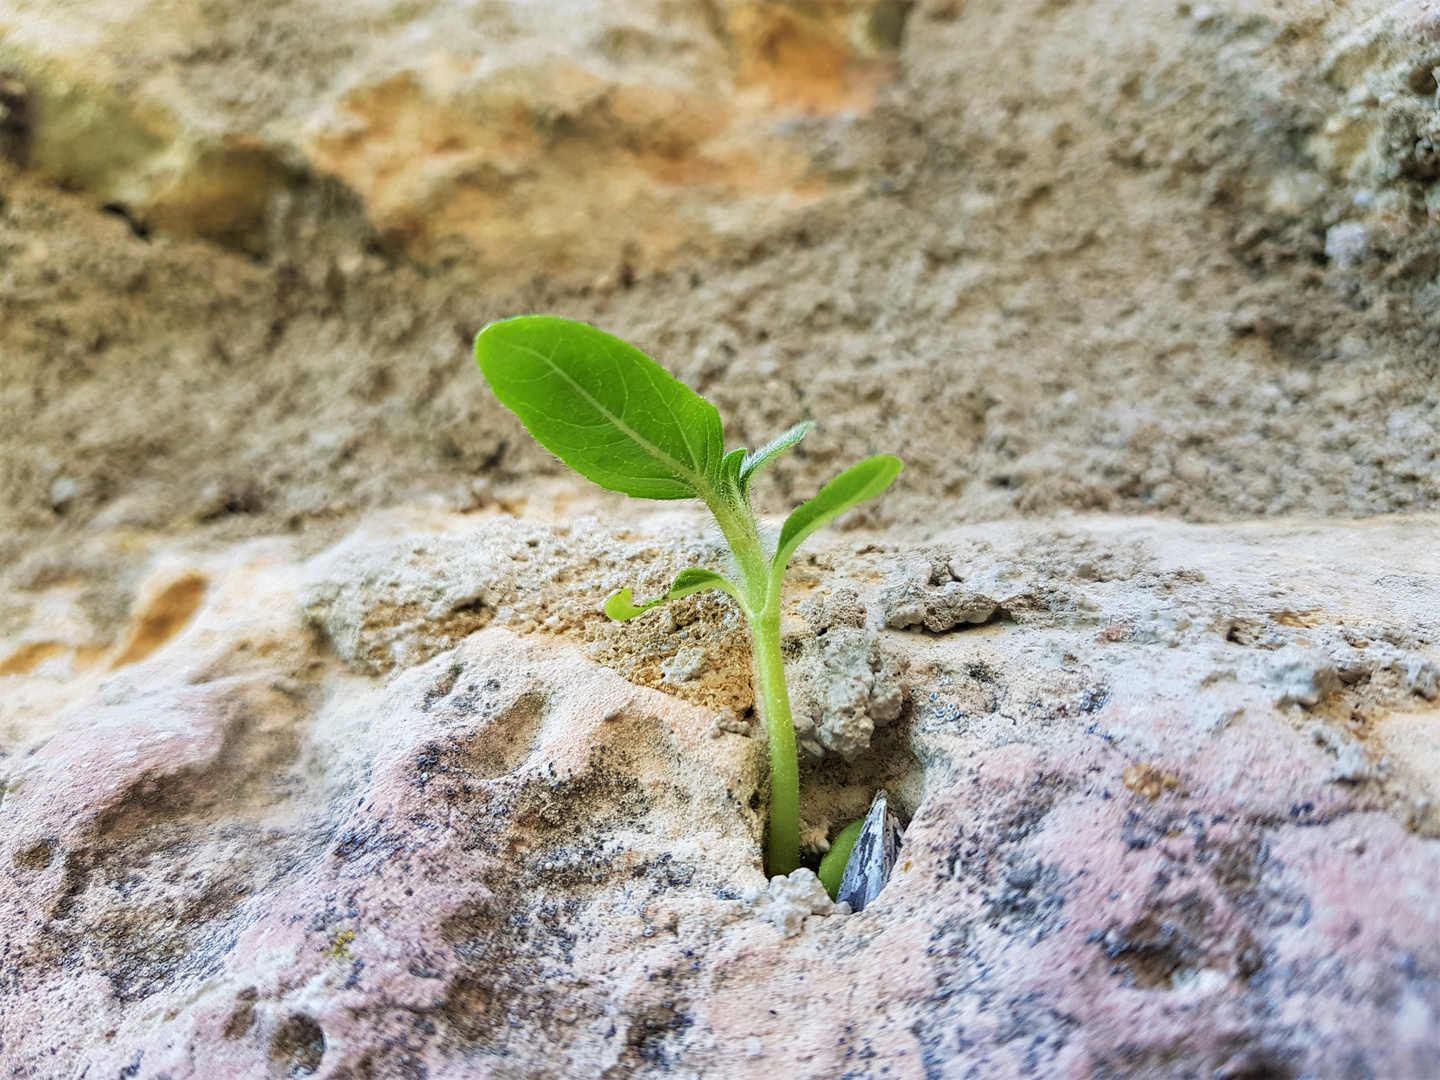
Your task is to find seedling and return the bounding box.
[475,315,902,877]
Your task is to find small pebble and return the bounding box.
[744,1036,763,1058]
[1324,221,1367,268]
[49,476,79,512]
[767,868,835,936]
[708,707,751,739]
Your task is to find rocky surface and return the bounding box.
[0,0,907,271]
[4,0,1440,1076]
[787,590,907,761]
[3,511,1439,1078]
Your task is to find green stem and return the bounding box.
[705,493,799,876]
[751,608,800,876]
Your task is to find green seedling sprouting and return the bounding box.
[817,817,864,897]
[475,315,902,876]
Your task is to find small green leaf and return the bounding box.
[476,315,726,500]
[603,568,739,621]
[818,818,865,900]
[739,420,813,495]
[721,447,747,499]
[773,454,903,570]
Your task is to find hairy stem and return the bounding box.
[751,608,800,876]
[706,492,799,875]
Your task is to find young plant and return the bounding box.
[475,315,902,876]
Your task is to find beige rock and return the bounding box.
[0,0,908,269]
[6,0,1440,566]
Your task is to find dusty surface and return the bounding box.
[3,0,1440,1077]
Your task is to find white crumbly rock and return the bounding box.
[708,707,751,739]
[661,645,709,684]
[879,558,1002,632]
[766,869,836,937]
[1270,648,1340,708]
[1404,658,1439,701]
[788,589,907,760]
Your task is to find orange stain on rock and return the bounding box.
[303,15,894,278]
[728,1,899,115]
[1123,763,1181,801]
[111,574,207,669]
[0,641,67,676]
[73,644,110,670]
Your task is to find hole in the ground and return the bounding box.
[1406,58,1440,96]
[13,837,56,870]
[796,713,924,872]
[867,0,916,52]
[100,202,153,241]
[0,71,30,168]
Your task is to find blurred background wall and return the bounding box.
[3,0,1440,643]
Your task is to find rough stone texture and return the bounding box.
[9,0,1440,602]
[3,512,1440,1078]
[0,0,906,270]
[296,512,759,717]
[787,590,908,759]
[4,0,1440,1076]
[759,868,838,937]
[880,559,1003,633]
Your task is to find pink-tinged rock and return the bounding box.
[3,513,1439,1078]
[4,622,768,1079]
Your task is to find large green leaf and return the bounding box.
[773,455,904,569]
[476,316,726,500]
[604,568,738,621]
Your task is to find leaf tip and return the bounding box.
[603,589,639,621]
